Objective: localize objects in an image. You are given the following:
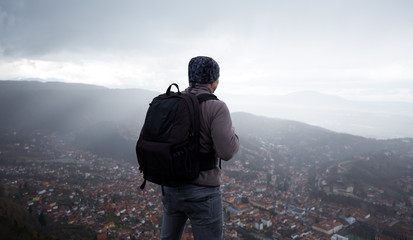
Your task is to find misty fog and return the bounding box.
[224,91,413,139]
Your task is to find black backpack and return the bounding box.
[136,83,218,193]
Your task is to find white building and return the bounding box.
[254,222,263,230]
[261,218,272,228]
[312,219,343,235]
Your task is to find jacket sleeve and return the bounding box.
[210,101,239,161]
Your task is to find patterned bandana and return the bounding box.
[188,56,220,84]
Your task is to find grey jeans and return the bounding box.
[160,184,223,240]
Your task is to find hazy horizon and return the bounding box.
[2,79,412,140]
[1,0,413,103]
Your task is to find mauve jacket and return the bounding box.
[184,83,240,186]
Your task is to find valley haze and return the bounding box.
[1,80,412,140]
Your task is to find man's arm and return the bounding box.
[210,102,239,161]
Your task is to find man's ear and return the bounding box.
[212,78,219,92]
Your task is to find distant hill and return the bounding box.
[1,80,412,164]
[231,112,413,165]
[225,91,413,139]
[0,80,158,161]
[0,80,156,133]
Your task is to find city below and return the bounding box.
[1,130,412,240]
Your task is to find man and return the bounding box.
[160,56,239,240]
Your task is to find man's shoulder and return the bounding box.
[203,97,230,117]
[183,86,228,110]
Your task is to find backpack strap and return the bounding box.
[140,179,146,190]
[197,93,218,103]
[196,93,219,171]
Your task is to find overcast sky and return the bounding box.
[1,0,413,103]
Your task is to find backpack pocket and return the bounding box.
[136,139,172,185]
[171,140,199,181]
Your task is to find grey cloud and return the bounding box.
[0,0,177,57]
[1,0,413,63]
[0,0,239,58]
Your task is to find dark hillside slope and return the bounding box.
[232,112,413,164]
[0,81,157,161]
[0,80,156,133]
[0,191,94,239]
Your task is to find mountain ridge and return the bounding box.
[3,79,412,137]
[225,91,413,139]
[1,80,412,163]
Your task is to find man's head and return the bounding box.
[188,56,220,84]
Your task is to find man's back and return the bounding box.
[160,56,239,240]
[185,84,239,187]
